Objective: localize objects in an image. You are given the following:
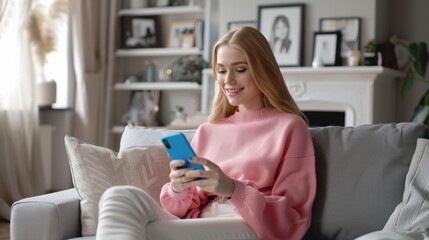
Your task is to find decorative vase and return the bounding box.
[36,80,57,107]
[312,56,324,68]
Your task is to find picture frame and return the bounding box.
[168,0,189,6]
[155,0,170,7]
[258,4,305,67]
[312,31,342,66]
[227,20,257,31]
[319,17,361,58]
[120,16,160,49]
[168,20,198,48]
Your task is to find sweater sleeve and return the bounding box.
[229,121,316,240]
[160,183,207,218]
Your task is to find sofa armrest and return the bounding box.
[11,188,81,240]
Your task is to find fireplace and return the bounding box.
[202,66,403,127]
[303,111,345,127]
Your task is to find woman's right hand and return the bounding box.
[169,160,197,193]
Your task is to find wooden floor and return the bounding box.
[0,221,10,240]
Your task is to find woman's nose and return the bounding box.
[224,73,236,84]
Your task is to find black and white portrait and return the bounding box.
[121,16,159,48]
[258,4,305,67]
[312,31,342,66]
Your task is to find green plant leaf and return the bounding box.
[408,42,428,78]
[411,89,429,125]
[401,71,415,98]
[411,105,429,124]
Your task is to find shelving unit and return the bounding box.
[104,0,217,149]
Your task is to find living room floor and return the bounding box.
[0,220,9,240]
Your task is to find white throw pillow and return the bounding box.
[64,135,171,236]
[384,138,429,233]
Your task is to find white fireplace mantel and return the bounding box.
[201,66,404,126]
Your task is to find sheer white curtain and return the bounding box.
[70,0,111,146]
[0,0,45,221]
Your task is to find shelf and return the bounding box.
[116,48,203,57]
[118,5,204,16]
[114,81,202,91]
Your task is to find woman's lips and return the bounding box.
[226,88,244,96]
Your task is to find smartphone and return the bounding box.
[161,132,205,170]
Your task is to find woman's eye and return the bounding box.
[217,69,226,74]
[236,69,247,73]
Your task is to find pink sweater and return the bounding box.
[160,108,316,240]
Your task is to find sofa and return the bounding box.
[10,122,429,240]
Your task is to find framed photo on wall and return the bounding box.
[319,17,361,58]
[258,4,305,67]
[227,20,257,31]
[312,31,342,66]
[120,16,160,49]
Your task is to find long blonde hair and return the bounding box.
[208,27,306,123]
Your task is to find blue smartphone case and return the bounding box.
[161,132,204,170]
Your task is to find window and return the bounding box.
[33,0,70,108]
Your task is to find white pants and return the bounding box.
[96,185,259,240]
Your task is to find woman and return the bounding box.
[96,27,316,240]
[270,15,292,54]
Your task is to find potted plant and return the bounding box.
[399,40,429,125]
[363,39,379,66]
[166,55,210,85]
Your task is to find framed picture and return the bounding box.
[319,17,361,58]
[258,4,305,67]
[155,0,170,7]
[168,20,198,48]
[120,16,160,48]
[227,20,257,31]
[312,31,342,66]
[168,0,189,6]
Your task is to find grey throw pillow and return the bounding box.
[355,138,429,240]
[304,123,427,240]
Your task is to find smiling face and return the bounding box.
[274,19,288,40]
[215,46,264,112]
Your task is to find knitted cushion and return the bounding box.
[65,136,170,236]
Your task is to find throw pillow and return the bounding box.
[303,122,427,240]
[119,124,196,151]
[384,138,429,233]
[64,135,171,236]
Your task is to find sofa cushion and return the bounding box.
[355,138,429,240]
[64,136,171,237]
[303,123,427,240]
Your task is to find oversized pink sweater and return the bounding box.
[160,108,316,240]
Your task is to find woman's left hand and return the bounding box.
[184,157,235,198]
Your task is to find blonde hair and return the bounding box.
[208,27,306,123]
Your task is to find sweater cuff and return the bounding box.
[229,179,247,208]
[167,183,193,201]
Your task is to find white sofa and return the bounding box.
[11,122,429,240]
